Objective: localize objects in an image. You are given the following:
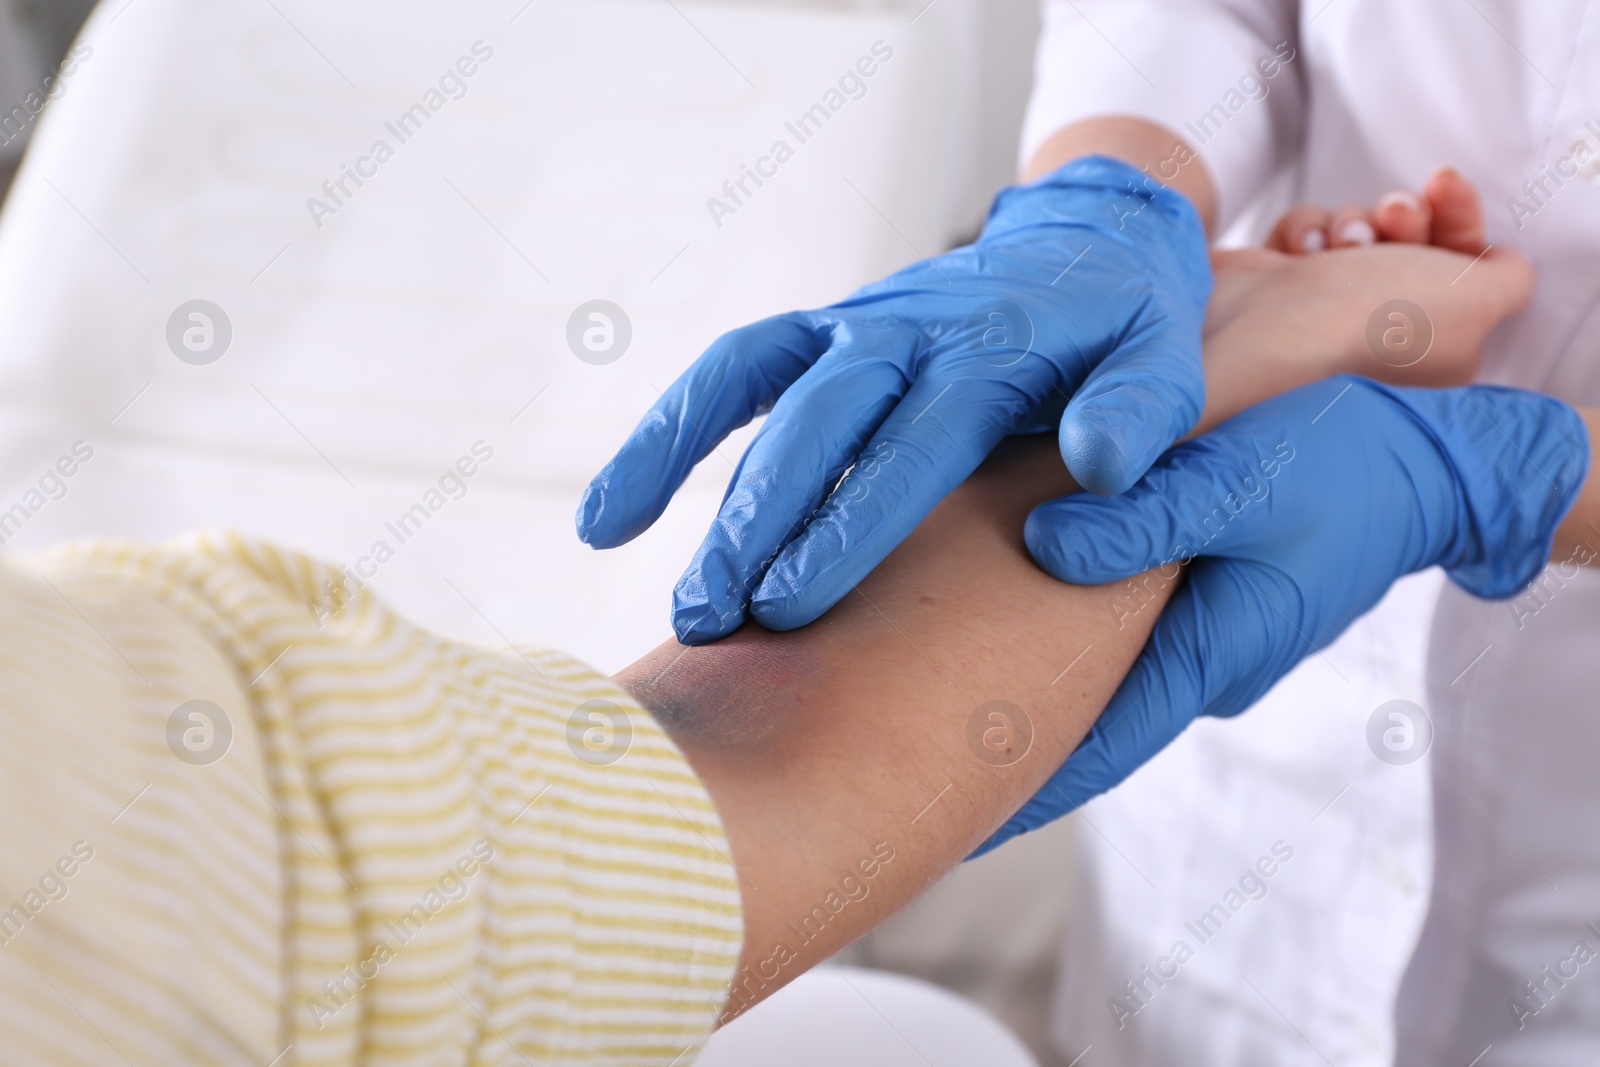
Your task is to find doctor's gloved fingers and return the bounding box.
[1266,204,1334,254]
[668,337,916,644]
[747,371,1026,632]
[1058,312,1206,496]
[1024,449,1226,585]
[575,313,822,549]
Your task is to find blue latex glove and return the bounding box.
[980,375,1590,854]
[577,156,1212,644]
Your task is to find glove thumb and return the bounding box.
[1058,297,1205,496]
[1025,437,1230,585]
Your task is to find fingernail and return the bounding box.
[1338,219,1376,246]
[1376,191,1420,213]
[1302,228,1326,252]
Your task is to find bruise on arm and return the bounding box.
[615,436,1173,1020]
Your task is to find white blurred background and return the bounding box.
[0,1,1081,1060]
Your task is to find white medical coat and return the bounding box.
[1024,2,1600,1064]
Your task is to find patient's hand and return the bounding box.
[1197,170,1529,435]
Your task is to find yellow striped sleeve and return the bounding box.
[0,532,741,1066]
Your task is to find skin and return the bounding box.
[612,149,1538,1018]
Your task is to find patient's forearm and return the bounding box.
[617,439,1171,1019]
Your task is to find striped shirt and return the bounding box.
[0,532,742,1066]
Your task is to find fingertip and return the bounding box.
[1375,190,1421,213]
[747,594,809,633]
[575,462,669,548]
[670,533,759,643]
[1334,217,1376,247]
[1022,502,1080,582]
[1024,497,1154,585]
[1425,166,1486,252]
[671,614,739,646]
[670,584,744,645]
[748,562,825,633]
[1030,505,1107,588]
[574,481,612,546]
[578,416,690,548]
[1268,204,1333,255]
[1373,190,1430,244]
[1060,378,1196,496]
[1058,410,1146,496]
[1426,165,1477,206]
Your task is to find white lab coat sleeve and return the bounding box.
[1021,0,1303,230]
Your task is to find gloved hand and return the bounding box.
[981,375,1589,853]
[577,156,1212,644]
